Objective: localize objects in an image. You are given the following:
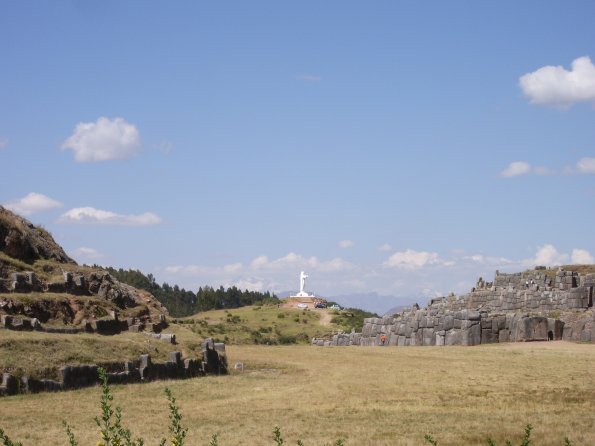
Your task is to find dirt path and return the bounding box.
[318,310,332,326]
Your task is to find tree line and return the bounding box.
[98,266,279,317]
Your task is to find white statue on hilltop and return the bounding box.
[290,271,314,298]
[299,271,308,294]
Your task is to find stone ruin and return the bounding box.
[0,311,170,337]
[0,338,227,397]
[0,269,169,334]
[314,268,595,347]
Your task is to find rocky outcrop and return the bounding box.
[0,206,75,264]
[0,269,167,325]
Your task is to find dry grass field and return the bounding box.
[1,342,594,445]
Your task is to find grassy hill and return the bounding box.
[0,303,353,378]
[175,304,339,345]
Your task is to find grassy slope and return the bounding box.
[176,304,344,344]
[0,304,344,377]
[0,342,593,445]
[0,325,207,379]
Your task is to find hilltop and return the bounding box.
[0,206,74,265]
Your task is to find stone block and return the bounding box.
[442,315,454,331]
[462,324,481,346]
[60,364,99,390]
[445,329,461,346]
[498,329,510,343]
[1,315,13,328]
[1,373,18,395]
[168,351,182,365]
[40,379,62,392]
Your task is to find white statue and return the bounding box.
[300,271,308,294]
[291,271,314,298]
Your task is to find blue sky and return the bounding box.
[1,1,594,313]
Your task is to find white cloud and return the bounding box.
[519,56,595,108]
[378,243,392,252]
[227,279,264,292]
[463,254,513,266]
[71,247,103,261]
[223,262,243,273]
[571,249,594,264]
[338,240,354,249]
[61,117,141,162]
[248,252,353,273]
[523,245,594,267]
[384,249,446,269]
[250,255,269,269]
[0,137,8,150]
[529,244,569,267]
[4,192,62,216]
[296,74,321,82]
[59,207,161,226]
[500,161,532,177]
[576,157,595,174]
[164,265,209,275]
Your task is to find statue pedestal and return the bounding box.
[290,291,315,298]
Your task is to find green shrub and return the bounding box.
[277,335,297,345]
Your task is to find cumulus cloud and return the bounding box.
[4,192,62,216]
[59,207,161,226]
[338,240,354,249]
[500,161,532,177]
[384,249,448,269]
[499,158,595,177]
[528,244,569,267]
[571,248,594,264]
[464,254,513,266]
[223,263,243,273]
[576,157,595,174]
[378,243,392,252]
[248,252,353,272]
[519,56,595,108]
[61,117,141,162]
[227,279,264,292]
[250,255,269,270]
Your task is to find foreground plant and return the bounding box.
[160,388,187,446]
[94,368,144,446]
[0,386,577,446]
[425,424,573,446]
[0,428,22,446]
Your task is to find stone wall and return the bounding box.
[0,312,167,336]
[0,338,227,397]
[318,268,595,347]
